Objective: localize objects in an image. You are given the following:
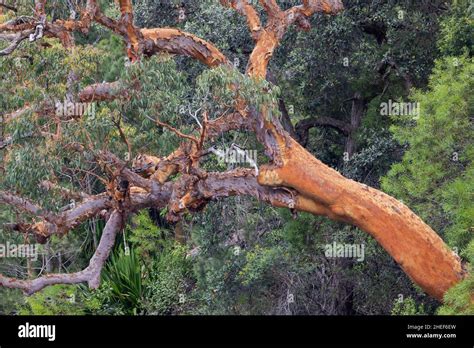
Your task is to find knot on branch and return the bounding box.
[106,176,131,210]
[132,152,182,185]
[167,175,207,222]
[257,165,284,187]
[4,222,49,244]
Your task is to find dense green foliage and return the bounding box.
[0,0,472,315]
[382,56,474,315]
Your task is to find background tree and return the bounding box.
[0,0,471,315]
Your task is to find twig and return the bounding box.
[145,115,199,144]
[0,1,17,12]
[112,113,133,164]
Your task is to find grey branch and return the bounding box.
[0,210,123,295]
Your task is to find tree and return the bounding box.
[382,0,474,312]
[0,0,468,302]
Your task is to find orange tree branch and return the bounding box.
[220,0,262,40]
[117,0,141,61]
[0,0,467,302]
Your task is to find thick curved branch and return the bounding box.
[295,116,351,146]
[117,0,141,61]
[0,191,111,239]
[286,0,344,28]
[221,0,262,39]
[0,29,33,55]
[256,136,466,300]
[0,210,123,295]
[0,0,467,303]
[0,2,17,12]
[78,81,130,103]
[0,191,55,221]
[231,0,344,77]
[141,28,229,67]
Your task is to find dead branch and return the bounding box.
[0,210,123,295]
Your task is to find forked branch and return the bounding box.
[0,210,123,295]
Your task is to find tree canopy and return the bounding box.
[0,0,472,315]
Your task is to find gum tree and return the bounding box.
[0,0,468,301]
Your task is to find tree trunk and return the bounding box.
[0,0,467,301]
[344,93,365,158]
[258,136,465,300]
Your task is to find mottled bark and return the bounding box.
[236,0,464,300]
[0,0,467,301]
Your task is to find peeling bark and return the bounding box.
[257,137,465,300]
[141,28,229,66]
[0,0,467,301]
[237,0,465,300]
[79,81,130,103]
